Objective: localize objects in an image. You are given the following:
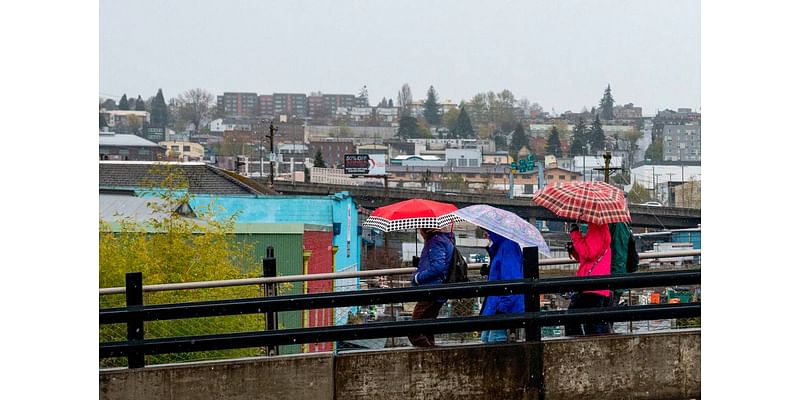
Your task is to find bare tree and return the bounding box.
[177,88,215,139]
[397,83,413,116]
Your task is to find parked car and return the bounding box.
[639,201,663,207]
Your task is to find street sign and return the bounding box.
[510,154,536,173]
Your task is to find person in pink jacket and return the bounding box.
[564,221,613,336]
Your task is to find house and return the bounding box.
[544,167,581,183]
[99,131,165,161]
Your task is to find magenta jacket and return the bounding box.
[569,223,611,298]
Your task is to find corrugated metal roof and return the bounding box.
[99,132,162,147]
[99,194,194,223]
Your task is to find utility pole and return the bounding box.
[594,151,620,184]
[268,121,278,186]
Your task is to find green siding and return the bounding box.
[233,232,305,354]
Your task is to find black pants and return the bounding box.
[564,293,612,336]
[408,300,444,347]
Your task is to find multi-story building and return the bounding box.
[613,103,643,119]
[100,110,150,130]
[273,93,308,119]
[662,124,701,162]
[159,140,205,162]
[322,94,356,117]
[308,139,355,169]
[273,122,305,145]
[445,148,482,167]
[217,92,258,117]
[257,95,273,117]
[308,92,324,120]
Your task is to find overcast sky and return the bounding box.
[100,0,699,115]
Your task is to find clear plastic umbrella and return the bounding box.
[450,204,551,256]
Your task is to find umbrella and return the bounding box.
[450,205,550,256]
[363,198,460,232]
[532,181,631,225]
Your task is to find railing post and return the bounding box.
[263,246,279,356]
[522,246,541,342]
[125,272,145,368]
[522,246,545,399]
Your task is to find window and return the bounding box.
[171,145,179,151]
[183,146,191,152]
[570,176,577,180]
[138,149,150,156]
[118,149,129,155]
[547,175,554,179]
[559,175,566,180]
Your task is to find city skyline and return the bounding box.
[100,0,700,115]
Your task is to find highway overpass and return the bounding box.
[273,182,700,229]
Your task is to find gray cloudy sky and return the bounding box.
[100,0,699,115]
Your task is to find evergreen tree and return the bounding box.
[313,149,326,168]
[589,115,606,151]
[150,89,169,128]
[135,95,146,111]
[494,134,507,151]
[423,85,441,125]
[645,140,663,161]
[398,116,421,139]
[510,123,529,157]
[569,117,588,156]
[101,98,117,110]
[388,98,393,108]
[100,113,108,128]
[599,84,615,120]
[451,105,475,138]
[547,126,563,157]
[118,94,130,110]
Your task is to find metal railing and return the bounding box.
[98,249,701,295]
[100,248,700,369]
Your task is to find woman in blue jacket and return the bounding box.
[408,228,455,347]
[481,230,525,343]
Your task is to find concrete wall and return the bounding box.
[100,330,699,400]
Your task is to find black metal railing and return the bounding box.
[100,247,700,368]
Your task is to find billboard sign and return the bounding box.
[344,154,386,176]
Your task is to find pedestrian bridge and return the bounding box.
[100,329,700,400]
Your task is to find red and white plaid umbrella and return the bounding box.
[363,198,459,232]
[532,181,631,225]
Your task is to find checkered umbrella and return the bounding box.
[532,181,631,225]
[363,198,460,232]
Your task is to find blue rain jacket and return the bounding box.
[482,231,525,315]
[411,232,455,287]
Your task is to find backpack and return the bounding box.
[625,229,640,273]
[444,246,469,283]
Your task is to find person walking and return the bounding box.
[480,230,525,343]
[609,222,632,303]
[565,221,613,336]
[408,227,455,347]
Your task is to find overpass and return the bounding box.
[273,182,701,229]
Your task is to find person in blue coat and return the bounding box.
[480,230,525,343]
[408,228,455,347]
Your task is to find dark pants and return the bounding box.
[565,293,612,336]
[408,300,444,347]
